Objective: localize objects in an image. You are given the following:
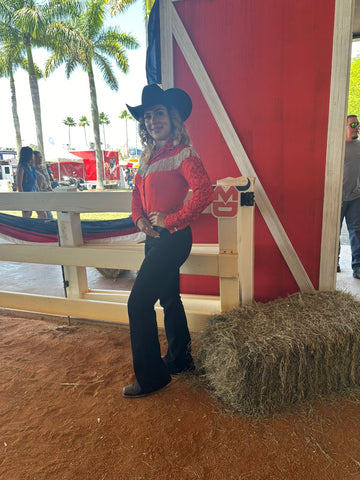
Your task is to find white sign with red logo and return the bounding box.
[211,185,239,218]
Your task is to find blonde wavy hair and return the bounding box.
[138,106,191,165]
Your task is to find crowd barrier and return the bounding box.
[0,176,255,332]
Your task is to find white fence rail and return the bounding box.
[0,177,255,332]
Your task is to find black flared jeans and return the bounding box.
[127,226,192,392]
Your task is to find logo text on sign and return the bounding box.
[211,186,239,218]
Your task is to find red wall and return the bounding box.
[174,0,335,300]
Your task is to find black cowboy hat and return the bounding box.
[126,84,192,122]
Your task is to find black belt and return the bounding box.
[153,226,168,233]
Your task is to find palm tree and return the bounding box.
[0,60,22,157]
[79,116,90,148]
[119,109,131,157]
[108,0,155,16]
[0,0,81,161]
[0,20,43,157]
[45,0,139,189]
[0,24,23,157]
[99,112,110,149]
[63,116,76,149]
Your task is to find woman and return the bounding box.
[123,84,214,398]
[33,150,54,220]
[16,146,46,219]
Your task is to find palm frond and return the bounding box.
[13,6,46,43]
[99,111,110,124]
[0,0,19,22]
[0,36,43,79]
[96,29,139,51]
[93,52,118,90]
[0,22,22,45]
[82,0,106,40]
[19,56,43,78]
[44,52,62,76]
[44,51,72,77]
[46,0,82,23]
[45,21,90,54]
[0,58,7,77]
[79,116,90,126]
[66,56,83,76]
[107,0,137,16]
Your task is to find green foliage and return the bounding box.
[0,22,43,79]
[63,116,76,127]
[107,0,137,16]
[79,115,90,127]
[348,55,360,116]
[145,0,156,15]
[44,0,139,88]
[99,111,110,125]
[119,109,131,120]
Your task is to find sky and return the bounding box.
[0,1,148,159]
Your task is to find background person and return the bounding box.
[123,84,214,399]
[33,150,54,220]
[16,146,46,219]
[339,115,360,279]
[46,163,58,189]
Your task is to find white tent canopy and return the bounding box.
[45,146,83,163]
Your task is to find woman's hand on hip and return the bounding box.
[136,217,160,238]
[148,211,166,228]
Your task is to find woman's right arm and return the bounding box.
[131,181,159,237]
[131,182,145,226]
[17,167,24,192]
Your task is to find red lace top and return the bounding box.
[132,141,214,233]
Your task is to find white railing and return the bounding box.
[0,177,255,332]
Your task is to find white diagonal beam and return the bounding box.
[168,0,314,292]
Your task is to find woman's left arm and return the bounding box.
[164,155,214,231]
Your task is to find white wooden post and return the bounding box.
[216,177,255,311]
[320,0,354,289]
[159,0,174,88]
[57,212,88,298]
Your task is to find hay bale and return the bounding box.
[96,268,125,279]
[195,291,360,416]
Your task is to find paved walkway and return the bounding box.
[1,238,137,297]
[336,226,360,300]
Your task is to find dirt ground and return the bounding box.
[2,311,360,480]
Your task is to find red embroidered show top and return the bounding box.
[132,141,214,233]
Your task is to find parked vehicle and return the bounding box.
[0,162,14,192]
[59,172,86,191]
